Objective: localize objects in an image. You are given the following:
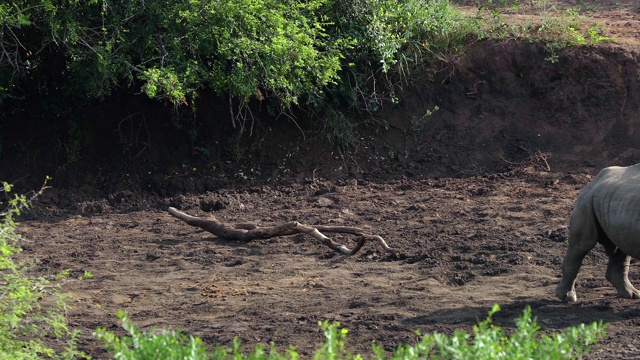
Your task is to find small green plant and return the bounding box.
[225,134,245,163]
[96,305,606,360]
[587,25,614,45]
[471,1,614,52]
[0,179,86,359]
[95,310,211,360]
[53,120,84,165]
[383,304,607,359]
[95,310,303,360]
[408,106,439,136]
[323,109,358,148]
[544,40,565,63]
[193,146,210,157]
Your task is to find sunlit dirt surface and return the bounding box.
[20,169,640,359]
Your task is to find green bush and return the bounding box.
[1,0,346,108]
[96,305,606,360]
[306,0,471,144]
[0,180,86,359]
[384,304,606,359]
[95,310,302,360]
[320,0,470,113]
[95,311,212,360]
[1,1,468,117]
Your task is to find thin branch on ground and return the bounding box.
[534,150,551,171]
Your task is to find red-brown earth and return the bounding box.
[5,0,640,358]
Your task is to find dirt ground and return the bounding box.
[19,169,640,359]
[8,1,640,359]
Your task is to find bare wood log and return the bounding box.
[168,207,391,256]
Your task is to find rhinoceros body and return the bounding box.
[556,164,640,302]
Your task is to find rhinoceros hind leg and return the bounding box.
[605,249,640,299]
[556,223,600,302]
[556,255,584,303]
[556,245,594,303]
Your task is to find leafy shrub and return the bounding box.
[383,304,606,359]
[0,180,86,359]
[1,1,468,121]
[95,311,211,360]
[321,0,470,113]
[95,310,301,360]
[1,0,346,109]
[96,305,606,359]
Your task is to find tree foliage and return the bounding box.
[1,0,349,108]
[1,0,467,116]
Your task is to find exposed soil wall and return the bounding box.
[2,40,640,195]
[363,40,640,179]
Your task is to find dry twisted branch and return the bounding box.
[168,207,391,256]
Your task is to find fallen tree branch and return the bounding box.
[168,207,391,256]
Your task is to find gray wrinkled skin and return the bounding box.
[556,164,640,302]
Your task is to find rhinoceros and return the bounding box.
[556,164,640,303]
